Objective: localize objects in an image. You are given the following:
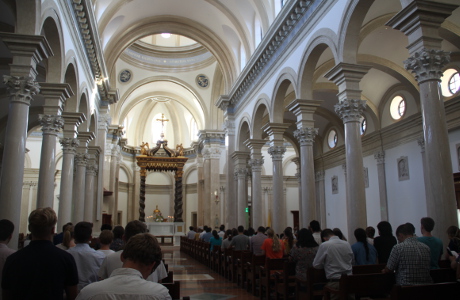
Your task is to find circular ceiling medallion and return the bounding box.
[196,74,209,88]
[119,69,132,83]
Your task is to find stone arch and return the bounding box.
[0,0,16,33]
[298,29,339,99]
[63,61,78,112]
[78,92,89,131]
[251,95,271,139]
[119,162,134,184]
[236,116,251,152]
[88,113,97,146]
[16,0,40,35]
[40,10,64,83]
[103,16,237,93]
[183,165,198,185]
[270,69,298,123]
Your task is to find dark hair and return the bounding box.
[101,223,112,231]
[284,227,294,249]
[366,226,375,239]
[206,227,211,233]
[321,229,334,240]
[122,233,162,267]
[62,225,74,248]
[224,229,232,240]
[220,225,225,231]
[189,226,194,231]
[377,221,393,237]
[212,230,219,240]
[125,220,147,241]
[28,207,57,238]
[238,225,244,233]
[248,227,255,236]
[112,225,125,239]
[0,219,15,241]
[62,222,73,233]
[74,222,93,243]
[310,220,321,232]
[354,228,370,261]
[230,228,238,241]
[296,228,319,248]
[258,226,266,233]
[405,222,415,235]
[99,230,114,245]
[421,217,435,232]
[396,223,414,236]
[333,228,347,241]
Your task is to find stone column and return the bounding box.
[85,146,101,222]
[73,132,95,223]
[315,171,326,227]
[210,147,222,228]
[96,113,110,221]
[387,1,459,240]
[263,123,289,234]
[107,126,124,220]
[292,158,302,226]
[417,138,432,215]
[233,152,250,227]
[326,63,370,244]
[374,151,389,221]
[202,148,211,226]
[246,139,265,229]
[195,146,204,226]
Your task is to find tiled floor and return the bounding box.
[163,246,260,300]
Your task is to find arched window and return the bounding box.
[448,72,460,95]
[390,96,406,120]
[360,117,367,136]
[328,129,338,149]
[441,68,460,97]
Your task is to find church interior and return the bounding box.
[1,0,460,257]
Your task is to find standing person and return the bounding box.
[333,228,347,241]
[309,220,322,245]
[383,223,432,285]
[289,228,319,281]
[250,226,267,256]
[209,230,222,252]
[351,228,377,265]
[67,222,106,292]
[54,222,73,245]
[313,229,353,299]
[97,230,115,256]
[56,224,76,250]
[77,233,171,300]
[2,208,78,300]
[261,228,284,259]
[282,227,295,255]
[417,217,443,269]
[373,221,397,264]
[110,225,125,252]
[230,226,250,251]
[187,226,196,240]
[366,226,375,245]
[446,225,460,253]
[0,219,16,300]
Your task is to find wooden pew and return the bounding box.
[210,245,221,273]
[236,251,252,287]
[296,267,327,300]
[222,248,233,280]
[430,267,456,283]
[323,272,395,300]
[162,271,174,283]
[246,254,266,295]
[258,258,286,299]
[352,263,386,274]
[162,281,181,300]
[274,260,297,300]
[390,282,460,299]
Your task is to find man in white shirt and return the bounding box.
[218,225,225,239]
[187,226,196,239]
[77,233,171,300]
[98,220,167,282]
[313,228,353,300]
[67,222,106,292]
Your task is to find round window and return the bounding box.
[390,96,406,120]
[441,68,460,97]
[448,72,460,95]
[328,129,338,149]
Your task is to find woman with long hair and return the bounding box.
[282,227,295,255]
[290,228,319,281]
[209,230,222,252]
[56,225,75,250]
[333,228,347,241]
[261,228,284,259]
[374,221,397,264]
[221,229,233,250]
[446,225,460,253]
[351,228,378,265]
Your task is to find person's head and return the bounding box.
[377,221,393,237]
[0,219,15,243]
[258,226,266,233]
[74,222,93,244]
[203,225,208,231]
[354,228,368,244]
[101,223,112,231]
[366,226,375,239]
[189,226,194,231]
[206,227,211,233]
[309,220,321,232]
[62,225,74,248]
[421,217,435,233]
[405,222,416,235]
[212,230,219,239]
[396,223,414,242]
[62,222,73,233]
[121,233,162,279]
[297,228,318,248]
[28,207,57,239]
[248,227,255,236]
[124,220,148,242]
[225,229,233,240]
[220,224,225,231]
[447,226,460,239]
[238,225,244,233]
[99,230,114,246]
[321,228,334,241]
[113,225,125,240]
[266,228,282,252]
[333,228,347,241]
[266,228,275,238]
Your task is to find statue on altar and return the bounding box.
[140,142,149,155]
[153,205,164,222]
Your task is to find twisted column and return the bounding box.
[139,169,146,222]
[36,114,64,208]
[174,171,184,222]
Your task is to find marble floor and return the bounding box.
[163,246,260,300]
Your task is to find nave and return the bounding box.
[163,246,258,300]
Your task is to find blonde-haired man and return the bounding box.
[2,208,78,300]
[77,233,171,300]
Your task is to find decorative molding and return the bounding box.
[98,113,111,131]
[315,171,325,182]
[75,153,90,166]
[4,76,39,105]
[60,138,80,154]
[267,146,286,161]
[249,158,264,172]
[294,127,318,146]
[334,99,366,123]
[223,120,235,135]
[38,114,64,134]
[374,151,385,164]
[364,167,369,188]
[405,48,450,83]
[86,161,99,176]
[417,137,425,152]
[331,175,338,194]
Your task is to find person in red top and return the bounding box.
[261,228,285,258]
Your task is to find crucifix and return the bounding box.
[156,113,169,140]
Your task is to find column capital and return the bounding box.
[223,119,235,136]
[287,99,322,128]
[249,158,264,172]
[324,63,370,101]
[315,171,325,182]
[4,76,40,106]
[98,113,111,131]
[417,137,425,152]
[291,157,300,166]
[60,138,80,154]
[86,161,99,176]
[404,48,449,84]
[39,83,74,115]
[216,95,233,114]
[198,130,226,146]
[62,112,86,138]
[75,152,90,166]
[39,114,64,135]
[108,125,125,143]
[294,127,318,146]
[374,151,386,164]
[236,167,248,178]
[335,99,366,123]
[268,145,286,161]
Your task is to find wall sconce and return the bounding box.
[214,189,219,204]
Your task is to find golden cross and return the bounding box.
[156,113,169,128]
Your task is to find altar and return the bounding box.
[147,222,185,246]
